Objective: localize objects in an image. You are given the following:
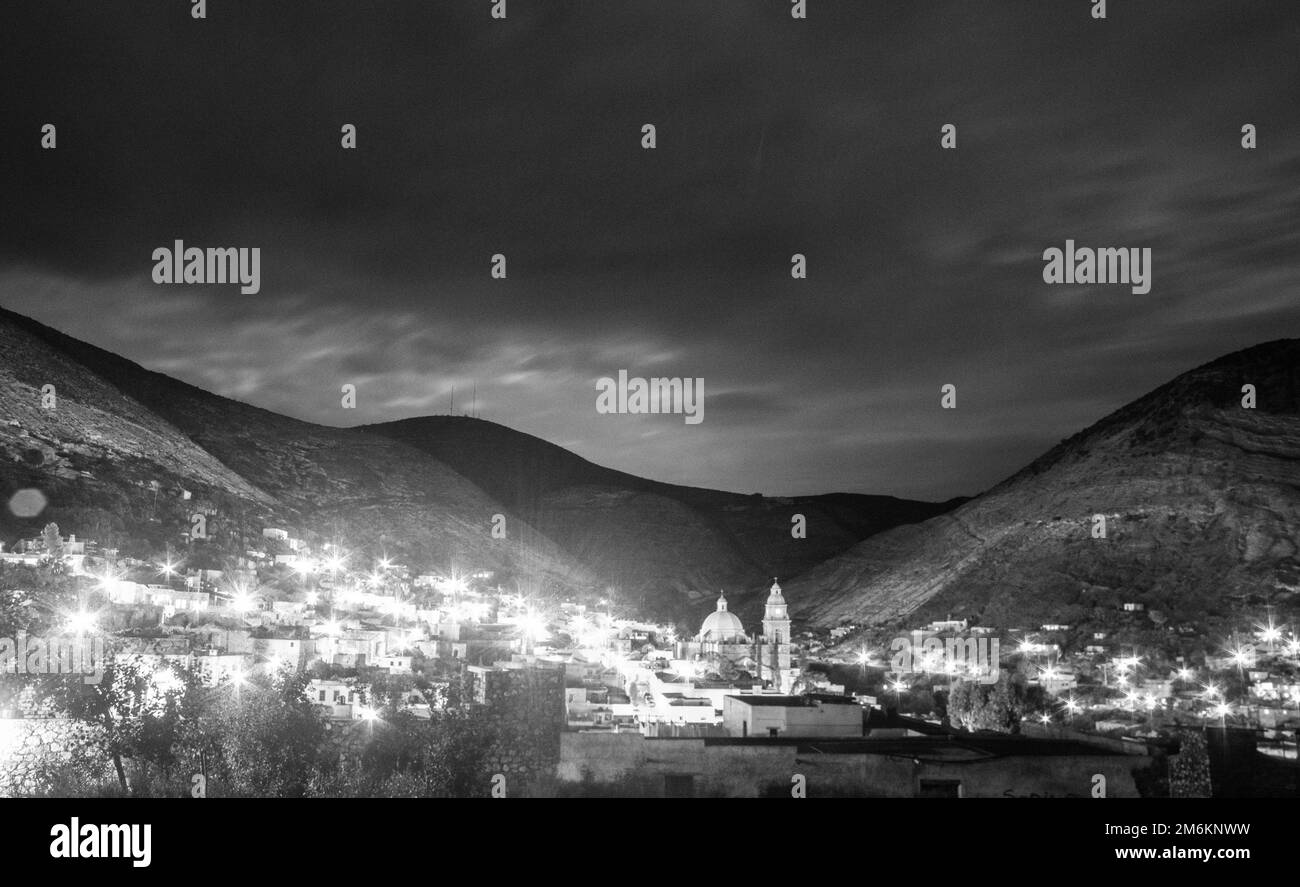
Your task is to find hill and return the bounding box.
[363,417,961,621]
[0,305,590,591]
[0,305,957,620]
[786,339,1300,639]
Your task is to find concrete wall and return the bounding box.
[557,733,1152,798]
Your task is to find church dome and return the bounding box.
[699,591,747,643]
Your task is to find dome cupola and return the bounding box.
[699,590,747,642]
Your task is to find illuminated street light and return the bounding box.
[440,575,469,595]
[1255,616,1283,656]
[520,610,548,642]
[63,609,97,635]
[96,568,124,598]
[150,668,182,704]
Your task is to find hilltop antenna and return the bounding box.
[472,382,476,418]
[450,386,454,416]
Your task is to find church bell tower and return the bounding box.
[761,578,793,689]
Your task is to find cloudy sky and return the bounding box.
[2,1,1298,501]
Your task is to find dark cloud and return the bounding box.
[2,0,1299,500]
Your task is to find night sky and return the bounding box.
[2,1,1298,500]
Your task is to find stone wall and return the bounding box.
[0,717,104,797]
[470,666,566,792]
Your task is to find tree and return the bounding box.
[318,705,499,798]
[212,672,330,798]
[790,662,827,695]
[0,565,79,708]
[46,654,209,796]
[707,654,740,682]
[947,680,971,728]
[419,707,497,797]
[947,674,1024,733]
[41,523,64,563]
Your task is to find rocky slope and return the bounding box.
[787,340,1300,634]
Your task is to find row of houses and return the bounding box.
[113,625,415,675]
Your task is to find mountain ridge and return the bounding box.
[786,338,1300,638]
[0,304,957,620]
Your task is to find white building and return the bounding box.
[722,695,863,739]
[143,586,209,612]
[306,679,364,720]
[378,655,413,675]
[192,652,250,686]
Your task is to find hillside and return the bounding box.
[0,305,957,620]
[786,339,1300,637]
[0,306,590,590]
[365,417,962,621]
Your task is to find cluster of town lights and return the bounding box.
[27,533,1300,743]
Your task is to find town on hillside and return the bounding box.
[2,522,1296,797]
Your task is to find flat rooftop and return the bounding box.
[727,694,860,707]
[693,734,1139,758]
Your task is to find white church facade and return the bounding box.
[676,580,798,693]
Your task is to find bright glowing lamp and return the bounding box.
[64,609,97,635]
